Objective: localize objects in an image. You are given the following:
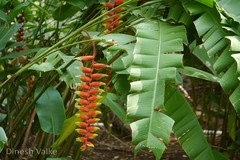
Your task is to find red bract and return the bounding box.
[108,11,115,16]
[88,103,101,109]
[75,122,88,127]
[114,0,124,5]
[114,7,125,13]
[79,106,89,112]
[113,15,122,20]
[76,129,88,135]
[102,2,114,8]
[93,63,106,69]
[86,133,98,139]
[113,20,123,27]
[106,18,114,22]
[80,144,87,151]
[87,118,100,124]
[80,76,91,82]
[81,67,93,73]
[76,114,88,120]
[78,83,90,90]
[91,73,108,80]
[104,29,110,34]
[75,91,89,98]
[89,89,100,95]
[76,137,87,142]
[88,96,102,102]
[75,99,89,105]
[87,126,99,132]
[75,56,94,62]
[87,110,101,117]
[90,82,106,88]
[85,141,94,147]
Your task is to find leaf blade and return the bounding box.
[35,87,66,135]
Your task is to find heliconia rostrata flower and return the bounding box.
[75,39,110,151]
[102,0,125,34]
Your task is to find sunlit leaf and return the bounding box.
[217,0,240,23]
[127,20,186,159]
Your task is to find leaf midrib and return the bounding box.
[147,21,162,144]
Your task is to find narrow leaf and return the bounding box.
[8,2,29,22]
[0,24,22,50]
[0,10,8,22]
[178,67,220,82]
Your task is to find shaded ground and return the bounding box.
[80,128,189,160]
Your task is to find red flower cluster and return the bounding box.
[75,54,109,151]
[16,11,25,52]
[102,0,125,34]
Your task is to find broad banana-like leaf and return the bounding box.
[216,0,240,24]
[183,0,240,116]
[167,3,193,26]
[164,84,226,160]
[127,20,186,159]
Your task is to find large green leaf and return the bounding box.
[127,20,186,159]
[35,87,66,135]
[164,85,225,160]
[217,0,240,24]
[183,1,240,116]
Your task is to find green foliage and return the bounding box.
[217,0,240,23]
[182,0,240,117]
[164,85,218,160]
[51,115,79,148]
[53,4,80,21]
[35,87,66,135]
[0,127,7,153]
[103,93,129,123]
[127,20,186,159]
[0,24,22,50]
[194,0,214,7]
